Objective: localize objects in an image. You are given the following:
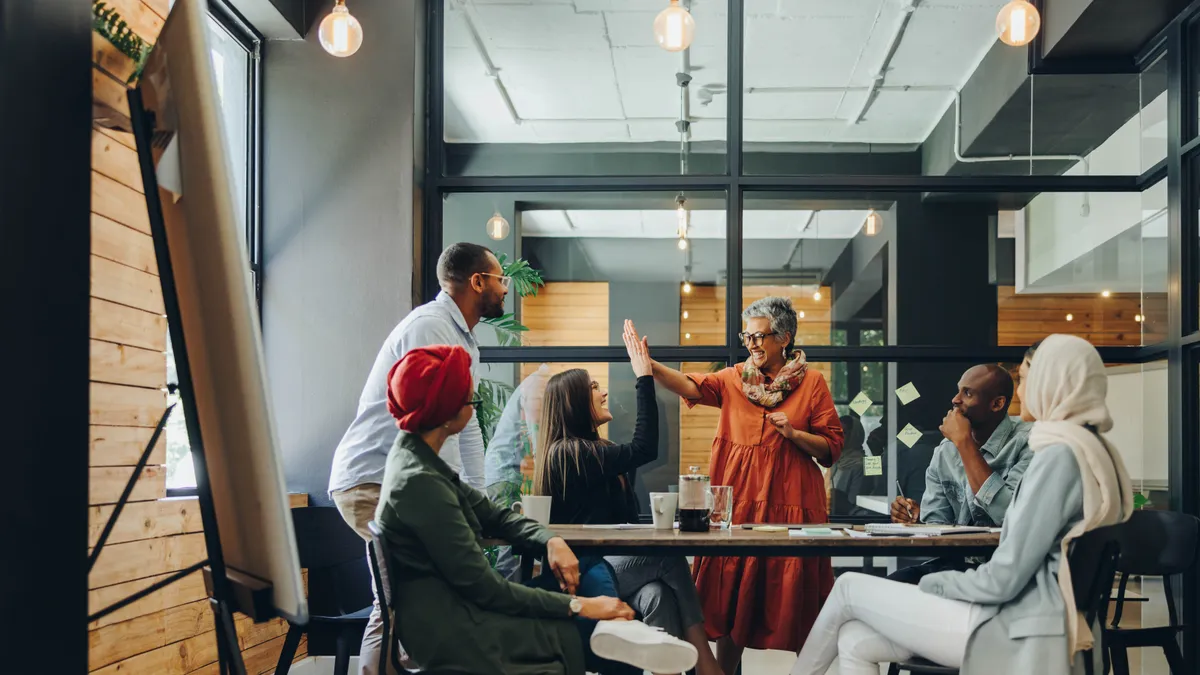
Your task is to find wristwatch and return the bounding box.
[568,596,583,617]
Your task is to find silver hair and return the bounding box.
[741,296,797,351]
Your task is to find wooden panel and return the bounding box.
[89,465,166,505]
[91,340,165,389]
[92,214,158,274]
[89,627,217,675]
[91,425,166,467]
[679,363,723,475]
[93,254,164,314]
[96,125,138,152]
[520,282,609,347]
[996,286,1166,347]
[93,33,138,84]
[93,130,144,193]
[143,0,171,21]
[93,67,131,120]
[92,171,150,234]
[89,599,211,670]
[89,497,203,547]
[90,533,207,590]
[288,493,309,508]
[103,0,165,42]
[91,298,167,352]
[89,569,207,630]
[90,382,166,427]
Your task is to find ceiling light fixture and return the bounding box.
[1066,313,1074,322]
[654,0,695,52]
[864,208,881,237]
[1135,314,1144,323]
[486,212,510,241]
[996,0,1040,47]
[685,332,692,339]
[1101,290,1111,298]
[682,280,692,294]
[676,195,689,250]
[799,310,806,319]
[319,0,364,58]
[812,289,822,302]
[683,310,689,320]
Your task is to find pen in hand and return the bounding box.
[896,480,914,522]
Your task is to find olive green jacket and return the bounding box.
[377,431,585,675]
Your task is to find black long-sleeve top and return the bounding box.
[545,376,659,525]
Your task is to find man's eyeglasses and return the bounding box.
[738,331,778,346]
[480,272,512,290]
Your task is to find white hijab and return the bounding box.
[1025,334,1133,658]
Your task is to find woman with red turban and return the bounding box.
[374,345,698,675]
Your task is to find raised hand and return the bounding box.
[623,319,653,378]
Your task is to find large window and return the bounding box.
[166,7,262,491]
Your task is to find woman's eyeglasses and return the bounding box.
[479,273,512,290]
[468,397,484,409]
[738,331,778,346]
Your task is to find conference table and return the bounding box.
[500,525,1001,580]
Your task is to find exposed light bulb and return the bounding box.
[319,1,364,57]
[653,0,696,52]
[682,310,689,320]
[1101,290,1111,298]
[1066,313,1074,322]
[996,0,1040,47]
[812,289,822,302]
[685,332,692,339]
[677,237,689,250]
[1135,314,1144,323]
[486,212,510,241]
[863,366,869,372]
[864,209,881,237]
[682,281,692,294]
[798,310,806,319]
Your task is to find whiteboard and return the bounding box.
[137,0,307,623]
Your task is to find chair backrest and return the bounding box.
[1113,510,1200,577]
[366,520,403,675]
[291,507,373,617]
[1067,523,1122,627]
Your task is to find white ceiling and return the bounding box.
[522,209,871,238]
[444,0,1008,145]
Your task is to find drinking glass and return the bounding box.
[708,485,733,529]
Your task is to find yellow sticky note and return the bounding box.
[895,382,921,405]
[863,456,883,476]
[897,423,922,448]
[849,391,873,416]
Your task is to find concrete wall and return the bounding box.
[261,0,420,504]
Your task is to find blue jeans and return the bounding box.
[525,556,641,675]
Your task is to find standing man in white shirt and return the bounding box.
[328,242,509,674]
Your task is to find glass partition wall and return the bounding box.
[423,0,1200,659]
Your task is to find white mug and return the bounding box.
[512,495,552,525]
[649,492,679,530]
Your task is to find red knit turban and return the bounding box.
[386,345,472,432]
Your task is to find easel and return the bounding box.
[85,88,276,675]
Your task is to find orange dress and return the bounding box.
[685,364,845,652]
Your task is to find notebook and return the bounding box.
[863,524,992,537]
[790,528,845,538]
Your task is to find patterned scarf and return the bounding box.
[741,350,808,408]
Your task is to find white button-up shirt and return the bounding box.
[328,292,484,494]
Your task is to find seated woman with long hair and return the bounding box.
[534,321,724,675]
[376,344,697,675]
[789,334,1133,675]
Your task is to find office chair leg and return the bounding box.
[334,631,352,675]
[1162,639,1186,675]
[886,665,901,675]
[273,624,304,675]
[1108,646,1129,675]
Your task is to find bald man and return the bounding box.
[888,364,1033,584]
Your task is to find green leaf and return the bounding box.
[475,377,514,450]
[1133,492,1151,510]
[496,252,544,299]
[482,312,529,347]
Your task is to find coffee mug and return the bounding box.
[512,495,552,525]
[649,492,679,530]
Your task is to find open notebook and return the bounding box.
[864,524,993,536]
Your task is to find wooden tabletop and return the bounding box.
[492,525,1001,558]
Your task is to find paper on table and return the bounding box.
[895,382,921,405]
[580,524,657,529]
[849,391,873,416]
[863,456,883,476]
[845,529,873,538]
[897,423,922,448]
[792,528,844,538]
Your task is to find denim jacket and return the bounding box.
[921,416,1033,527]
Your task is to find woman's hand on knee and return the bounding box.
[578,596,635,621]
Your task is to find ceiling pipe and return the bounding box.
[849,0,922,126]
[456,0,522,126]
[952,89,1089,169]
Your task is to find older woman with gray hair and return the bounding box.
[626,296,844,674]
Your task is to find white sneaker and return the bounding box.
[590,620,698,674]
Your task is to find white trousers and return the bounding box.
[791,572,981,675]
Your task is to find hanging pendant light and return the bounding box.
[319,0,364,57]
[995,0,1040,47]
[654,0,696,52]
[676,195,689,250]
[486,212,510,241]
[863,208,881,237]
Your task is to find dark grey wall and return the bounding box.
[261,0,419,505]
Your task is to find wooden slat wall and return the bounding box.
[520,282,611,439]
[678,286,833,473]
[88,5,308,673]
[997,286,1168,347]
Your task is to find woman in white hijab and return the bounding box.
[790,334,1132,675]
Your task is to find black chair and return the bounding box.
[888,524,1122,675]
[1106,510,1199,675]
[275,507,373,675]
